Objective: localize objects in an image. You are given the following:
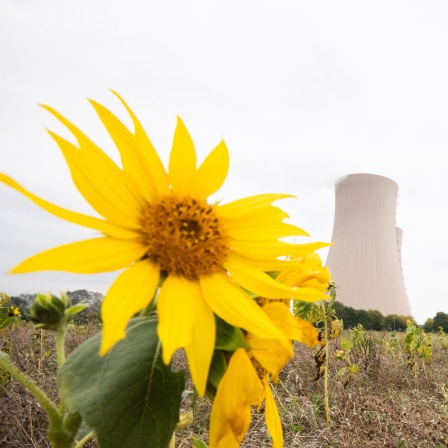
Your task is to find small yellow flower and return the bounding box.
[209,301,319,447]
[8,306,20,317]
[1,92,330,395]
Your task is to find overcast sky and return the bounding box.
[1,0,447,324]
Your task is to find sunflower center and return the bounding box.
[142,195,229,280]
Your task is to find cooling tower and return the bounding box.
[326,174,411,316]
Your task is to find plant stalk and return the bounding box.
[56,325,67,368]
[56,323,68,414]
[321,302,331,428]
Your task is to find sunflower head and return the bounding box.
[1,92,332,397]
[141,195,229,280]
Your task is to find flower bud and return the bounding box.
[28,292,72,330]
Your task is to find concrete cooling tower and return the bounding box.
[326,173,411,316]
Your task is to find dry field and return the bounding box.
[1,322,447,448]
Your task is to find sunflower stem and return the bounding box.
[55,322,68,414]
[321,301,331,428]
[191,391,199,416]
[139,292,158,317]
[56,325,67,368]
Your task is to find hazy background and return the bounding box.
[1,0,447,324]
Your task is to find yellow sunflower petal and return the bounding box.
[199,273,287,343]
[185,306,215,397]
[111,92,170,197]
[209,349,263,448]
[10,237,147,274]
[263,377,284,448]
[278,265,331,291]
[157,276,209,368]
[230,239,331,260]
[90,95,169,202]
[291,317,321,346]
[224,204,290,226]
[99,260,159,355]
[190,139,229,199]
[227,221,308,241]
[0,174,138,239]
[168,117,197,195]
[218,194,293,220]
[225,255,327,301]
[224,251,302,272]
[263,302,321,346]
[224,206,293,234]
[276,254,332,292]
[42,105,144,228]
[247,336,292,379]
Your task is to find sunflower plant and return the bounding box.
[0,92,331,448]
[0,293,21,331]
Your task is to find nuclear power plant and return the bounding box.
[326,173,411,316]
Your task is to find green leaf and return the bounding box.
[0,316,13,330]
[340,336,352,351]
[293,300,322,323]
[58,317,185,448]
[74,421,94,445]
[0,308,16,329]
[206,350,227,399]
[192,438,208,448]
[0,350,11,362]
[65,304,89,317]
[215,315,251,350]
[329,284,337,301]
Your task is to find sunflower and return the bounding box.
[8,306,21,317]
[209,300,321,447]
[276,252,332,292]
[0,92,329,395]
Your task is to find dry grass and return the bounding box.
[0,322,100,447]
[1,323,448,448]
[175,331,448,448]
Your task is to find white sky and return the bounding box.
[1,0,447,324]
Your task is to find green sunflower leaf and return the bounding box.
[64,303,89,318]
[205,350,227,399]
[73,421,94,445]
[214,314,251,351]
[340,336,352,351]
[0,316,13,330]
[58,317,185,448]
